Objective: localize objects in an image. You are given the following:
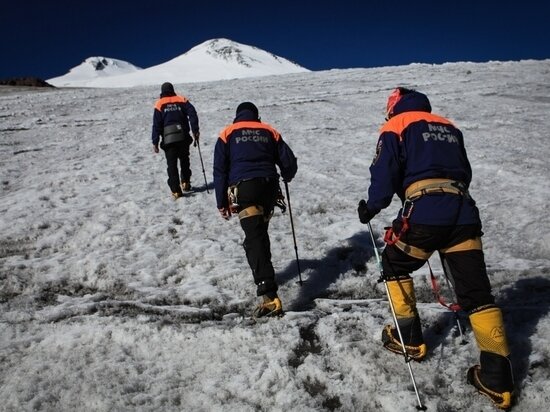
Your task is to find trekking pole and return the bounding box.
[367,222,426,411]
[284,182,303,286]
[437,252,467,344]
[194,139,209,193]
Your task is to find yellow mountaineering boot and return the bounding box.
[467,305,514,409]
[381,324,427,361]
[253,295,283,318]
[382,278,427,361]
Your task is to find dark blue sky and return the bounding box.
[1,0,549,80]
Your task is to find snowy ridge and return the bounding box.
[2,59,550,411]
[47,38,309,88]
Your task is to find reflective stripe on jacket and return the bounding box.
[213,116,297,209]
[367,103,480,225]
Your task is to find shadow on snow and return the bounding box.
[276,228,550,398]
[276,230,380,311]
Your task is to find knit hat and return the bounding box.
[235,102,259,120]
[161,82,175,95]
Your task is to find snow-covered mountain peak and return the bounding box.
[47,39,309,88]
[204,38,259,67]
[47,56,142,87]
[187,38,283,68]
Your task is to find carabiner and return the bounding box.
[402,199,414,219]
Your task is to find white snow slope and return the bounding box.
[47,38,309,88]
[1,59,550,412]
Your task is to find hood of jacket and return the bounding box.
[392,91,432,116]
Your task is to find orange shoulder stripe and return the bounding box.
[380,112,455,139]
[219,122,281,144]
[154,95,189,111]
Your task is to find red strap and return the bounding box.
[384,217,410,245]
[428,262,461,312]
[384,208,462,313]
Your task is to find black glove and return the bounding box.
[357,199,374,224]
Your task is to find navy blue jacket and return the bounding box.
[213,110,298,208]
[151,93,199,146]
[366,92,481,225]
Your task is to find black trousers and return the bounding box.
[236,177,279,297]
[162,137,192,193]
[382,222,494,312]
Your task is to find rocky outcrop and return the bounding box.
[0,77,55,87]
